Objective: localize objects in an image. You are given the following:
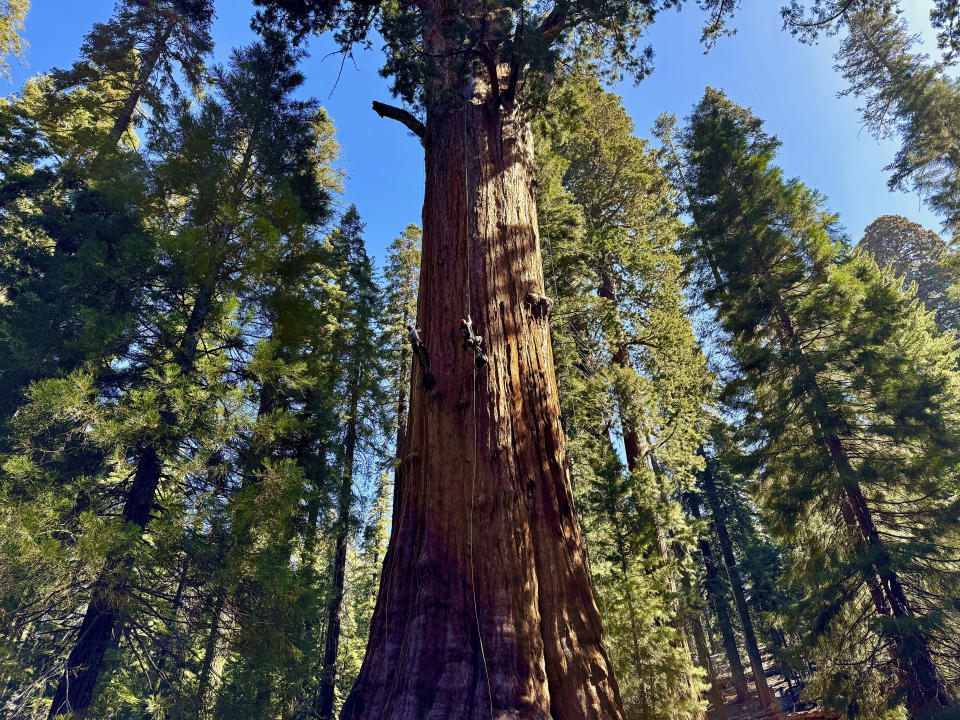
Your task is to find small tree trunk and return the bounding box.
[316,371,360,720]
[47,445,164,718]
[342,79,622,719]
[108,21,175,146]
[691,614,729,720]
[196,591,226,713]
[700,465,776,711]
[598,268,703,719]
[688,498,750,703]
[144,556,192,720]
[48,279,221,718]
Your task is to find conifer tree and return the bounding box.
[315,206,389,720]
[251,0,740,712]
[697,455,776,710]
[24,35,339,717]
[535,74,714,720]
[50,0,215,147]
[383,224,421,470]
[0,0,27,79]
[784,2,960,239]
[0,72,158,423]
[683,491,751,705]
[858,214,959,334]
[678,87,960,719]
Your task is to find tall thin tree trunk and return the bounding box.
[48,271,223,719]
[195,591,225,716]
[341,73,622,718]
[690,613,729,720]
[316,370,360,720]
[144,556,191,720]
[47,126,260,716]
[47,444,164,718]
[688,498,749,703]
[108,22,175,146]
[598,267,704,719]
[699,465,776,711]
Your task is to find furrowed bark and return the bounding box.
[342,66,622,719]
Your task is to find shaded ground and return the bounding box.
[711,649,840,720]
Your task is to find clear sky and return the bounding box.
[6,1,945,263]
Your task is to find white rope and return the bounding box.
[463,91,495,720]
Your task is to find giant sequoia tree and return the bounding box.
[253,0,734,717]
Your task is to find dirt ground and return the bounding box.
[710,649,840,720]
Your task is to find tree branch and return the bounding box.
[539,7,568,40]
[371,101,425,140]
[471,44,502,107]
[502,12,525,107]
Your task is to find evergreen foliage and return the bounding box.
[4,1,960,718]
[677,87,960,719]
[0,0,27,79]
[535,74,712,720]
[858,214,960,334]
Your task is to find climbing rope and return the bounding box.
[462,90,495,720]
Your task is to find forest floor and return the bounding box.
[712,650,840,720]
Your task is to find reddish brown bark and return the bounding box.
[342,90,622,719]
[597,267,706,719]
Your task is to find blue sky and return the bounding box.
[7,1,944,263]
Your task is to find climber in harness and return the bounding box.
[407,324,436,389]
[459,316,488,369]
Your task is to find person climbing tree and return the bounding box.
[406,324,436,388]
[252,0,740,717]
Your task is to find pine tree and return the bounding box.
[784,3,960,239]
[697,454,776,710]
[535,74,714,720]
[0,0,27,79]
[683,491,751,705]
[50,0,214,147]
[26,36,339,718]
[314,206,389,720]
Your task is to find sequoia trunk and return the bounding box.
[341,89,622,719]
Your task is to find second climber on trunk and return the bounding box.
[407,324,437,389]
[460,316,488,369]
